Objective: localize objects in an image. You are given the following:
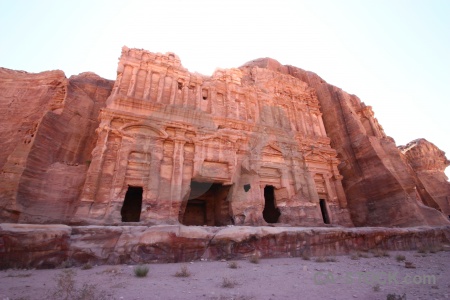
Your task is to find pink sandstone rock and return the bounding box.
[0,69,114,223]
[0,47,449,228]
[242,58,450,227]
[73,47,352,227]
[1,223,449,268]
[399,139,450,217]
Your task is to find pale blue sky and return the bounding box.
[1,0,449,177]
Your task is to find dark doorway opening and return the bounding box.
[183,199,206,226]
[181,181,232,226]
[319,199,330,224]
[263,185,280,223]
[121,186,143,222]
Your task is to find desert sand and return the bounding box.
[0,250,448,300]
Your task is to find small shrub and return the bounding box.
[395,255,406,262]
[386,293,406,300]
[372,249,389,258]
[350,253,360,260]
[134,264,149,277]
[373,284,381,292]
[417,246,428,254]
[77,283,99,300]
[51,269,107,300]
[81,262,92,270]
[301,253,311,261]
[175,265,191,277]
[315,256,326,263]
[228,261,239,269]
[221,277,236,288]
[249,254,260,264]
[53,269,76,300]
[60,259,74,269]
[429,245,442,253]
[358,252,370,258]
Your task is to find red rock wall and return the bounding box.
[75,48,352,227]
[400,139,450,216]
[1,51,449,228]
[241,58,449,227]
[291,71,449,227]
[1,223,449,268]
[0,68,66,221]
[0,69,113,223]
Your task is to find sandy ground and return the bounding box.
[0,250,449,300]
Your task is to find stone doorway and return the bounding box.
[319,199,330,224]
[183,199,206,225]
[263,185,280,223]
[181,182,232,226]
[121,186,143,222]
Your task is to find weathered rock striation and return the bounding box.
[74,47,353,227]
[1,223,449,268]
[241,58,450,227]
[0,47,449,228]
[399,139,450,217]
[0,68,114,223]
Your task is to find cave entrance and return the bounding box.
[319,199,330,224]
[181,182,232,226]
[121,186,143,222]
[263,185,280,223]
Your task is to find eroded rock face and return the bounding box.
[1,223,449,268]
[0,69,114,223]
[242,58,450,227]
[74,47,352,227]
[0,48,448,227]
[400,139,450,216]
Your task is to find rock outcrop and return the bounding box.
[0,68,114,223]
[241,58,450,227]
[1,223,449,268]
[74,47,353,227]
[399,139,450,217]
[0,48,449,228]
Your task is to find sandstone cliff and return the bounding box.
[241,58,449,227]
[0,68,114,223]
[73,47,353,227]
[0,49,448,227]
[399,139,450,217]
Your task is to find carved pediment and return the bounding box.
[304,151,329,163]
[262,145,283,156]
[121,124,168,138]
[198,135,235,146]
[261,144,284,163]
[259,167,281,178]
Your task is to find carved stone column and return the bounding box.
[333,174,348,208]
[305,171,319,203]
[75,119,112,219]
[323,173,336,201]
[143,70,152,100]
[170,76,177,105]
[317,113,327,136]
[127,67,139,97]
[156,72,167,103]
